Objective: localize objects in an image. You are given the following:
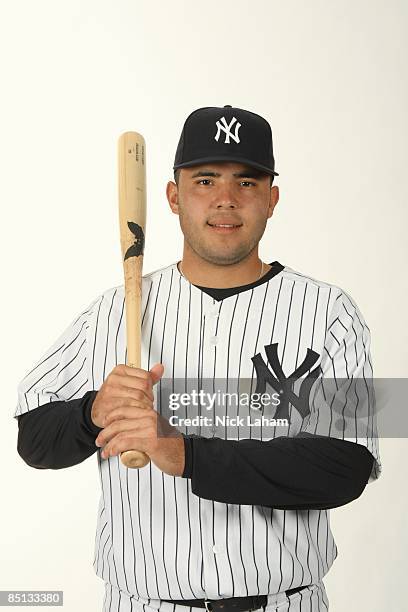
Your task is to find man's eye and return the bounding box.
[195,179,256,186]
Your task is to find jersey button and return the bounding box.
[212,544,224,554]
[210,336,219,345]
[207,308,219,318]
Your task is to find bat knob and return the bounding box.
[120,450,150,469]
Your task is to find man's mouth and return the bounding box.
[207,221,243,232]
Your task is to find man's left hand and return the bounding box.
[94,406,185,477]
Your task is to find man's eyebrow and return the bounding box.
[234,170,263,178]
[190,168,263,179]
[190,170,221,178]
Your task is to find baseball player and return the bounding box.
[15,105,381,612]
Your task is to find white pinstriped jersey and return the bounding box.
[15,261,381,611]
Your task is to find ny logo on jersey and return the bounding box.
[214,116,242,144]
[251,343,321,421]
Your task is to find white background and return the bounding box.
[1,1,407,610]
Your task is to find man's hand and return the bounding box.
[92,363,185,477]
[91,363,162,428]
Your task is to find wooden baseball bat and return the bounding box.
[117,131,151,469]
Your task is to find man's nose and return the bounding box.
[214,183,238,208]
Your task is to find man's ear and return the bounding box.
[267,185,279,218]
[166,180,179,215]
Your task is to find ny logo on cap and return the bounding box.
[214,116,241,144]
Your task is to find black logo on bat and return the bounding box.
[124,222,145,260]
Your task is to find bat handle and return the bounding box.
[119,355,152,469]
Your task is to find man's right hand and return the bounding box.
[91,363,164,429]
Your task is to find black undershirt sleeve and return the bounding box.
[181,432,374,510]
[16,391,102,469]
[16,395,374,510]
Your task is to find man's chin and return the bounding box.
[184,234,259,267]
[195,250,253,267]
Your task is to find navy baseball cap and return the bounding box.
[173,105,279,177]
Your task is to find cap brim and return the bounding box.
[173,156,279,176]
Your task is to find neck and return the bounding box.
[178,249,270,288]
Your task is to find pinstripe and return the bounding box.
[108,459,120,588]
[172,478,184,598]
[95,520,108,570]
[259,505,272,594]
[114,295,125,366]
[250,280,271,401]
[103,289,117,381]
[197,292,204,386]
[267,276,284,440]
[236,291,254,445]
[91,296,105,390]
[172,276,182,380]
[212,300,237,597]
[158,269,174,598]
[19,304,95,384]
[184,283,192,388]
[117,457,130,595]
[25,358,62,395]
[197,292,206,595]
[225,504,235,594]
[55,353,87,394]
[146,276,163,598]
[212,300,224,380]
[294,512,304,589]
[324,512,330,576]
[314,512,323,580]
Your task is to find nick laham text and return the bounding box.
[169,415,289,427]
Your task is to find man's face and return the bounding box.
[166,161,279,266]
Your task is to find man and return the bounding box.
[15,105,381,611]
